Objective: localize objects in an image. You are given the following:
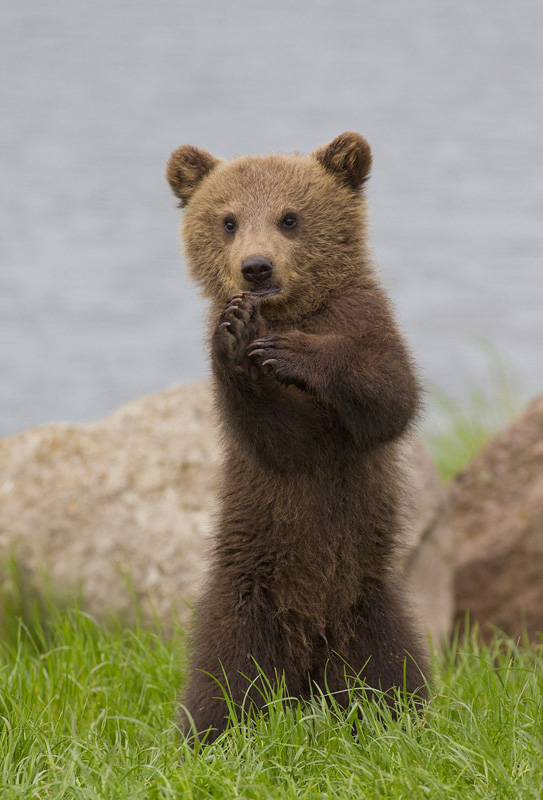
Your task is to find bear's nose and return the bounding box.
[241,257,273,284]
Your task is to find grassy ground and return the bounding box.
[1,607,542,799]
[2,380,539,798]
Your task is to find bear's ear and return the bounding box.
[313,132,372,192]
[166,145,220,207]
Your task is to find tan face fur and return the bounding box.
[166,133,372,320]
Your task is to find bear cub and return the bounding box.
[167,132,428,742]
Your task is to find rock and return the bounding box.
[0,382,453,638]
[452,395,543,642]
[0,382,219,627]
[398,435,454,644]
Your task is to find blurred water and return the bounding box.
[1,0,542,436]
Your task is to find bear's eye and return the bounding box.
[223,216,236,234]
[281,213,298,230]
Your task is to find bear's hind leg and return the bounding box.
[312,581,428,717]
[345,580,428,706]
[179,591,312,743]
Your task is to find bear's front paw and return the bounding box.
[214,293,261,370]
[247,335,308,390]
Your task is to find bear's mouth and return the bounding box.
[248,286,282,297]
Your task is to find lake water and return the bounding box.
[1,0,542,437]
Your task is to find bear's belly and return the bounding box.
[215,442,399,611]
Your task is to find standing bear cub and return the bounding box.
[167,132,428,742]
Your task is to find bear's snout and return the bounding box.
[241,256,273,285]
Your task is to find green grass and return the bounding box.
[1,373,537,797]
[1,607,542,799]
[424,358,520,481]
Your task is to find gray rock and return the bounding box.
[0,382,453,639]
[399,434,453,644]
[0,382,218,626]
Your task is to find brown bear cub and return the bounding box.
[167,132,428,742]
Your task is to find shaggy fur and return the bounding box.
[167,132,428,742]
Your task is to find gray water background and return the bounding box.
[1,0,542,437]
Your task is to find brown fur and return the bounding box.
[167,132,428,742]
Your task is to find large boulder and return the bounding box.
[398,435,453,644]
[452,395,543,642]
[0,382,453,638]
[0,382,218,626]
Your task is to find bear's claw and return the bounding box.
[247,335,305,388]
[247,338,275,351]
[214,294,262,369]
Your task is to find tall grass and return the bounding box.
[424,355,520,480]
[1,372,538,797]
[0,607,541,799]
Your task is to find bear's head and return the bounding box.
[166,133,372,319]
